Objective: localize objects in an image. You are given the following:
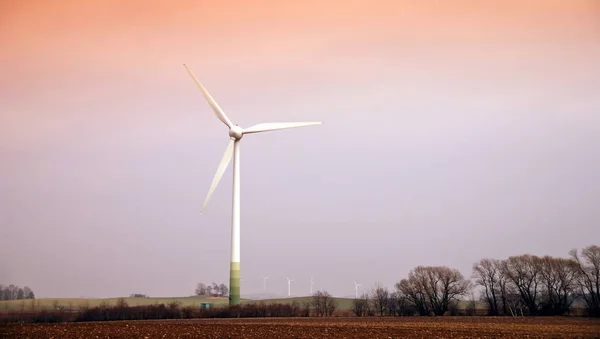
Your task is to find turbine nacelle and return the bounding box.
[229,125,243,140]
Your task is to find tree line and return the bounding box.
[472,245,599,317]
[350,245,599,317]
[195,282,229,297]
[0,284,35,300]
[0,298,314,324]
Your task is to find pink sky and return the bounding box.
[2,1,599,145]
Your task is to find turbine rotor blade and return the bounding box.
[242,122,322,134]
[183,64,233,128]
[201,138,235,213]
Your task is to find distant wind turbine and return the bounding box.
[310,277,314,295]
[261,276,269,291]
[286,277,294,297]
[183,64,322,306]
[353,281,361,299]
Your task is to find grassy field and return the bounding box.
[0,296,345,311]
[0,296,228,311]
[3,317,599,338]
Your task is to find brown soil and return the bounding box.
[1,316,599,338]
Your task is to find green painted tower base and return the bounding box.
[229,262,240,305]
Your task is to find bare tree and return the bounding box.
[394,291,414,316]
[114,298,128,319]
[300,300,311,317]
[211,282,220,296]
[396,274,430,316]
[22,286,35,299]
[219,283,229,297]
[325,296,337,316]
[397,266,469,316]
[311,290,336,316]
[538,256,579,315]
[503,254,542,315]
[311,291,324,316]
[370,283,389,316]
[473,258,503,315]
[0,285,7,300]
[1,285,36,300]
[195,283,208,296]
[496,260,514,316]
[570,245,600,317]
[387,291,399,316]
[386,291,413,316]
[16,288,24,300]
[352,293,369,317]
[428,266,471,316]
[5,285,18,300]
[195,282,228,297]
[115,298,128,307]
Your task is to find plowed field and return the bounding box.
[2,317,599,338]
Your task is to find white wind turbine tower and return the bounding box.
[310,277,314,295]
[353,281,361,299]
[286,277,294,297]
[261,276,269,292]
[183,64,322,306]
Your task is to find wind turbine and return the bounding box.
[353,281,361,299]
[261,276,269,292]
[310,276,314,295]
[286,277,294,297]
[183,64,322,306]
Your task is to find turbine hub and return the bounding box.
[229,125,243,140]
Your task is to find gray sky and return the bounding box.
[1,0,599,298]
